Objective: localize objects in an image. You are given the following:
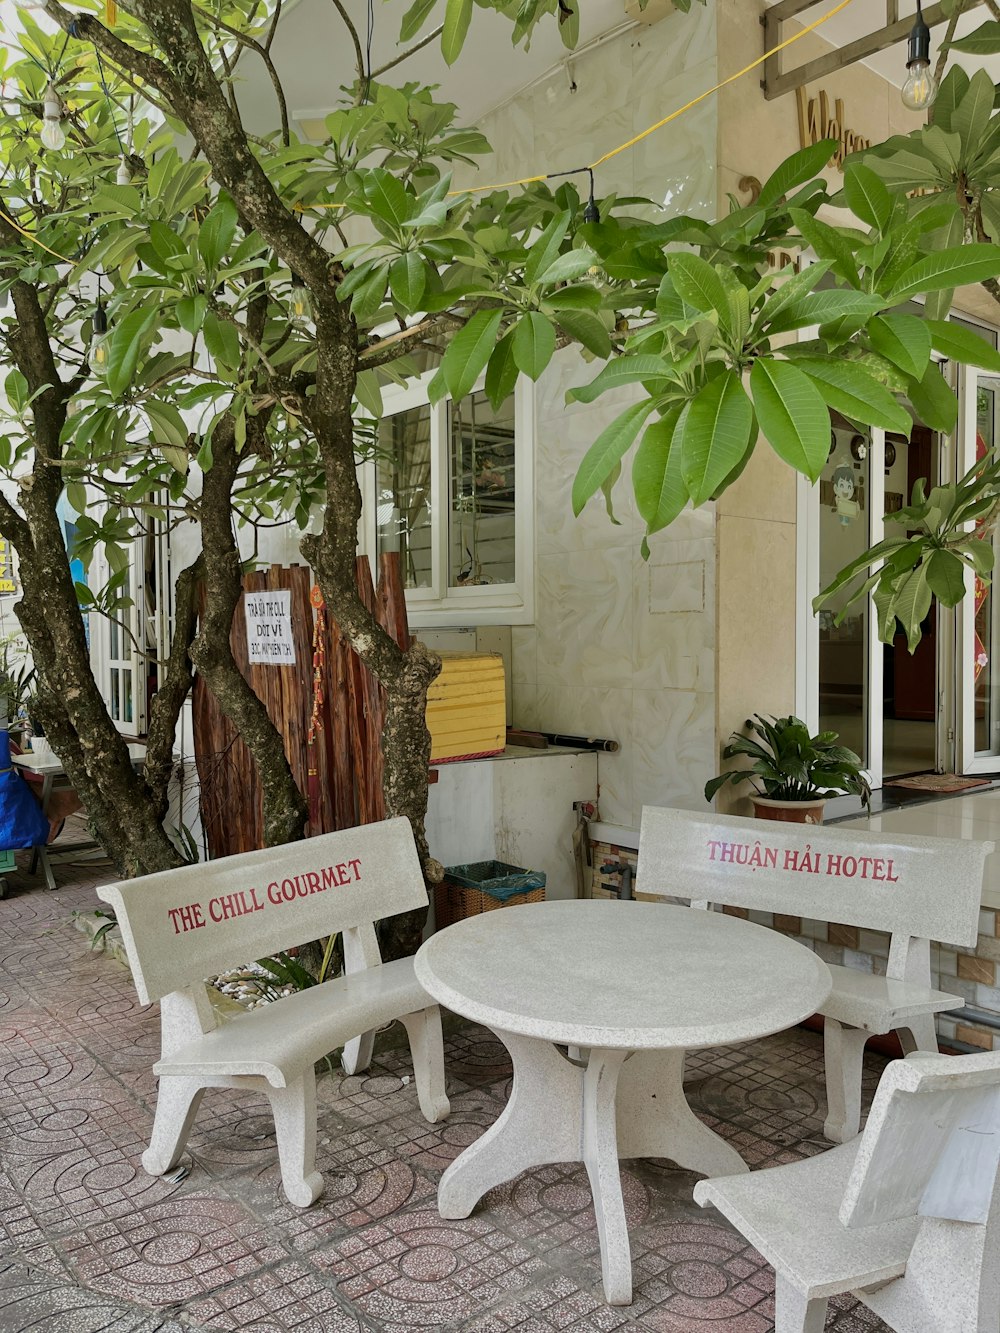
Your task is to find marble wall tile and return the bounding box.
[630,1,716,83]
[510,625,537,688]
[632,687,715,814]
[632,536,716,693]
[535,548,635,690]
[631,69,718,219]
[536,398,641,554]
[523,684,634,825]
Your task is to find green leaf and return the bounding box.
[952,68,996,152]
[766,289,882,336]
[891,566,933,653]
[868,314,932,380]
[511,312,556,381]
[441,0,472,63]
[952,20,1000,54]
[439,309,503,402]
[668,254,732,334]
[202,312,241,371]
[680,371,755,505]
[198,198,238,270]
[389,252,426,311]
[632,406,689,533]
[175,294,209,337]
[889,245,1000,302]
[572,399,657,516]
[843,163,892,232]
[925,320,1000,373]
[750,359,829,483]
[145,400,188,448]
[554,310,612,358]
[524,212,571,286]
[790,210,859,284]
[907,362,959,435]
[757,139,838,208]
[484,331,518,410]
[536,249,597,285]
[925,550,967,606]
[568,355,669,404]
[794,358,912,435]
[105,308,157,398]
[400,0,437,41]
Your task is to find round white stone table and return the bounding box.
[415,898,832,1305]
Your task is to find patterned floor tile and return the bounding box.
[0,860,902,1331]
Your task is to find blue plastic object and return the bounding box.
[0,730,51,850]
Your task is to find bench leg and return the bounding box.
[399,1006,450,1123]
[142,1076,205,1176]
[823,1019,870,1144]
[341,1029,376,1076]
[265,1068,324,1207]
[774,1276,828,1333]
[897,1013,939,1055]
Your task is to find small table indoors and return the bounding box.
[415,898,832,1305]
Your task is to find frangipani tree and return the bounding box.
[0,0,997,944]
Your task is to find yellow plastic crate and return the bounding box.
[426,652,505,763]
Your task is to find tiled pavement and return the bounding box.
[0,843,894,1332]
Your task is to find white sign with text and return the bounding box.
[244,589,296,665]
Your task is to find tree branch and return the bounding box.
[327,0,366,89]
[143,555,202,821]
[371,25,445,79]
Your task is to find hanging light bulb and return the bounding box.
[40,82,65,151]
[90,302,111,377]
[901,0,937,111]
[582,168,600,224]
[289,273,311,324]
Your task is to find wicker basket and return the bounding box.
[434,859,546,929]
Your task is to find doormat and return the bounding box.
[884,773,992,793]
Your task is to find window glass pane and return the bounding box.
[818,429,870,768]
[376,405,432,589]
[110,667,120,722]
[449,391,515,587]
[124,668,133,725]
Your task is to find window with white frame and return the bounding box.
[367,371,534,626]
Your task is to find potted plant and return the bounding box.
[705,714,871,824]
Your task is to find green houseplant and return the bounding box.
[705,714,871,825]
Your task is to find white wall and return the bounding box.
[456,2,720,830]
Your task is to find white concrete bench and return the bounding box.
[694,1048,1000,1333]
[637,807,993,1143]
[98,816,450,1207]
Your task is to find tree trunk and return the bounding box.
[189,419,308,848]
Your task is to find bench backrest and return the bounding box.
[840,1051,1000,1229]
[637,806,992,947]
[97,817,426,1005]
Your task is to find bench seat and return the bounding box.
[637,806,994,1146]
[694,1141,918,1301]
[821,964,964,1034]
[696,1050,1000,1332]
[156,956,429,1088]
[99,817,452,1207]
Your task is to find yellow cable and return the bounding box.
[589,0,855,170]
[299,0,855,208]
[0,206,75,264]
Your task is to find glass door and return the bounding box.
[959,366,1000,772]
[816,425,884,791]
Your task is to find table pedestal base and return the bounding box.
[438,1032,748,1305]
